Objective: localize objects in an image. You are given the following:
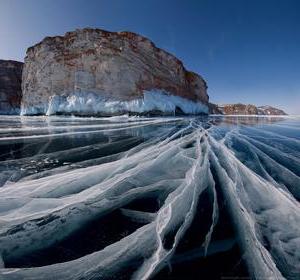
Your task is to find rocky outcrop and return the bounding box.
[208,102,222,114]
[218,103,258,115]
[21,28,209,116]
[209,103,287,115]
[257,105,287,115]
[0,60,23,114]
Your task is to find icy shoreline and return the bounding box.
[20,90,209,116]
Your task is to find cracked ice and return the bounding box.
[0,115,299,279]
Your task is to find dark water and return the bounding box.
[0,115,299,280]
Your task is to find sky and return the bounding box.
[0,0,299,114]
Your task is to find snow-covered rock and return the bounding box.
[21,28,209,116]
[0,60,23,114]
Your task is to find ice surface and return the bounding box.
[20,90,209,116]
[0,115,299,279]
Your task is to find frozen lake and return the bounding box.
[0,115,299,279]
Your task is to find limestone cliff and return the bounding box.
[0,60,23,114]
[21,28,209,116]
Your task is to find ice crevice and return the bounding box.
[0,117,299,279]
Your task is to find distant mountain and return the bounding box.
[209,103,287,115]
[257,105,287,116]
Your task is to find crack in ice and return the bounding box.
[0,116,299,279]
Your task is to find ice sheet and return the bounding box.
[0,115,299,279]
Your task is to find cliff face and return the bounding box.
[21,28,209,116]
[209,103,287,115]
[0,60,23,114]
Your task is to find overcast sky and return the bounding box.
[0,0,299,114]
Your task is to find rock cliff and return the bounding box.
[0,60,23,114]
[208,102,222,114]
[209,103,287,115]
[21,28,209,116]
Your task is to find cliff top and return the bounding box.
[26,28,184,67]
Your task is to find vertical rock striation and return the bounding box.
[21,28,209,116]
[0,60,23,114]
